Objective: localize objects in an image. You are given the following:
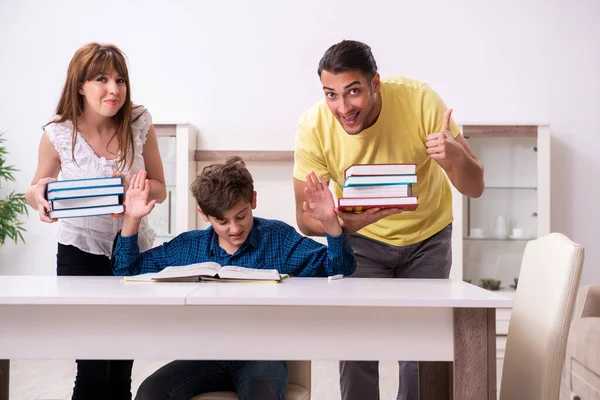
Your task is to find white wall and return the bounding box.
[0,0,598,284]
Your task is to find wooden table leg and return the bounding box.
[419,361,453,399]
[453,308,497,399]
[0,360,9,400]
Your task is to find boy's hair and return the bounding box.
[190,156,254,219]
[317,40,378,80]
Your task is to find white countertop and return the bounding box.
[185,277,514,307]
[0,276,201,305]
[0,276,512,308]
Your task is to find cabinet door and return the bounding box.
[148,135,177,246]
[461,126,549,293]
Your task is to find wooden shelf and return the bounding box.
[194,150,294,162]
[463,125,537,138]
[191,126,538,161]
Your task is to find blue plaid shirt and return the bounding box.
[113,217,356,277]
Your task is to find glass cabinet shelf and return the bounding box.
[456,126,550,296]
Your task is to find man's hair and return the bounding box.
[318,40,378,79]
[190,156,254,219]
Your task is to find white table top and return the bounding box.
[186,277,513,307]
[0,276,513,308]
[0,275,201,305]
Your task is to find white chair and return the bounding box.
[562,284,600,399]
[500,233,585,400]
[191,361,310,400]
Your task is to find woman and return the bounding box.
[25,42,166,400]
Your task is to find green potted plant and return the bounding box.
[0,132,28,244]
[480,278,502,291]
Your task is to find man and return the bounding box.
[113,157,355,400]
[293,40,484,400]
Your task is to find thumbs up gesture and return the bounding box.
[425,109,462,168]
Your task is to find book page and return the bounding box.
[218,265,281,281]
[122,273,159,282]
[155,261,221,280]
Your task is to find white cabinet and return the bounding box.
[451,124,551,382]
[149,123,199,246]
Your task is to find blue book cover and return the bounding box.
[47,176,123,192]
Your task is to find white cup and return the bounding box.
[512,228,526,238]
[493,215,509,238]
[470,228,484,238]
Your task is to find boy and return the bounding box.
[113,156,355,400]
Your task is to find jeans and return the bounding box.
[135,360,288,400]
[339,224,453,400]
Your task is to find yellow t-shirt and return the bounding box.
[293,76,460,246]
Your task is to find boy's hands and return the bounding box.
[302,171,401,235]
[124,170,156,220]
[303,171,342,236]
[121,170,155,236]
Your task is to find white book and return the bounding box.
[51,195,120,210]
[48,204,124,219]
[342,185,411,198]
[124,261,288,283]
[345,163,416,178]
[47,176,123,191]
[344,174,417,186]
[47,185,124,200]
[338,196,418,212]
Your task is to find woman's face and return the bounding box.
[79,67,127,118]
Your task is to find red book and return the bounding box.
[344,163,416,178]
[338,196,418,212]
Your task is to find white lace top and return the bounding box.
[46,107,156,259]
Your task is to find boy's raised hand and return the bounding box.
[303,171,341,235]
[124,170,156,220]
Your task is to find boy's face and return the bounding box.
[198,192,257,255]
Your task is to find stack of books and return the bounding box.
[338,163,419,212]
[46,176,125,219]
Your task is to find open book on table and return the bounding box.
[123,261,289,283]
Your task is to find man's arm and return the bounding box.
[442,133,484,198]
[425,109,485,198]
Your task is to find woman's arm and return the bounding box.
[25,132,61,222]
[141,125,167,204]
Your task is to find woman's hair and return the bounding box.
[190,156,254,219]
[46,43,143,172]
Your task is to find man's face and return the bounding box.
[320,70,381,135]
[199,193,256,255]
